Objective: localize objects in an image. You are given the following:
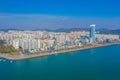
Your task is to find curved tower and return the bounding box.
[90,24,96,43]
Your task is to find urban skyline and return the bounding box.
[1,0,120,80]
[0,24,119,56]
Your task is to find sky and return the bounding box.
[0,0,120,30]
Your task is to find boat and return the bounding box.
[3,60,6,62]
[10,61,13,63]
[0,59,3,61]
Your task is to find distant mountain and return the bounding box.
[30,28,89,32]
[0,28,120,35]
[98,29,120,35]
[52,28,89,32]
[0,28,23,32]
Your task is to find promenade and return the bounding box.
[0,42,120,60]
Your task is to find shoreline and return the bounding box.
[0,42,120,60]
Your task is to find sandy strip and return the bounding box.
[0,42,120,60]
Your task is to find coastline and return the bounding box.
[0,42,120,60]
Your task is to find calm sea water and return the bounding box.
[0,44,120,80]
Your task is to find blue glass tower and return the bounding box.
[90,24,96,42]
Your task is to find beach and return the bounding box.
[0,42,120,60]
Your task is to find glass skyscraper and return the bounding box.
[90,24,96,42]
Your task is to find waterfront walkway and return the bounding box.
[0,42,120,60]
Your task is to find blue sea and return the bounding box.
[0,44,120,80]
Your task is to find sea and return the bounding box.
[0,44,120,80]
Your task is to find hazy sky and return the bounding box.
[0,0,120,29]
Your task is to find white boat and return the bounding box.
[0,59,2,61]
[10,61,13,63]
[3,60,6,62]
